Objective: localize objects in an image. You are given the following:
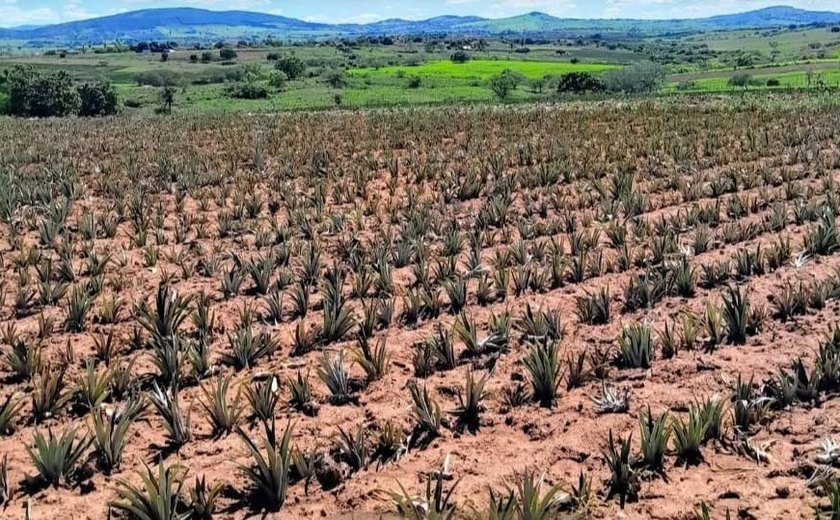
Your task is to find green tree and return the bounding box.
[728,73,752,89]
[3,65,79,117]
[602,62,664,94]
[323,69,346,89]
[557,72,604,94]
[77,81,118,117]
[270,70,288,90]
[450,50,470,64]
[219,48,237,61]
[488,69,522,101]
[274,56,306,80]
[159,84,175,114]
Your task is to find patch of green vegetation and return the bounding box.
[682,27,840,62]
[351,59,617,81]
[666,68,840,92]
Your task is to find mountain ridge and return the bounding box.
[1,5,839,44]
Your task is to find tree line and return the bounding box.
[0,65,118,118]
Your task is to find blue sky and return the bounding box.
[1,0,838,28]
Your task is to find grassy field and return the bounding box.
[2,27,839,114]
[350,59,618,80]
[682,27,840,61]
[666,63,840,92]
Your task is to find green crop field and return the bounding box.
[666,64,840,92]
[350,59,618,81]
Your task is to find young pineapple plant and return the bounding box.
[189,476,223,520]
[672,405,709,465]
[27,427,92,488]
[574,286,611,325]
[223,324,277,371]
[236,420,294,511]
[452,370,489,432]
[149,383,192,447]
[110,461,189,520]
[333,425,370,473]
[592,382,630,414]
[135,281,193,347]
[721,286,750,345]
[523,341,562,408]
[31,368,71,421]
[617,323,656,369]
[0,393,22,435]
[382,461,459,520]
[317,351,355,405]
[602,430,637,508]
[0,455,8,507]
[319,269,355,346]
[508,470,569,519]
[638,407,671,474]
[3,338,42,381]
[245,374,281,424]
[199,375,243,437]
[73,359,113,413]
[289,371,316,416]
[64,284,92,332]
[91,402,141,473]
[408,381,443,442]
[352,335,390,383]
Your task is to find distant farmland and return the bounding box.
[350,59,619,81]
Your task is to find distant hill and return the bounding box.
[1,5,839,45]
[701,5,840,28]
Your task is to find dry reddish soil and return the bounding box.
[0,99,839,520]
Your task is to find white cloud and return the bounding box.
[0,6,60,26]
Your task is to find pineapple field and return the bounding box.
[1,97,840,519]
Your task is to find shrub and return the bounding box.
[603,62,664,94]
[77,81,118,117]
[728,73,752,88]
[488,69,523,101]
[219,48,237,61]
[557,72,604,94]
[226,80,270,100]
[4,65,79,117]
[270,70,287,90]
[135,70,181,87]
[274,55,306,80]
[450,50,470,63]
